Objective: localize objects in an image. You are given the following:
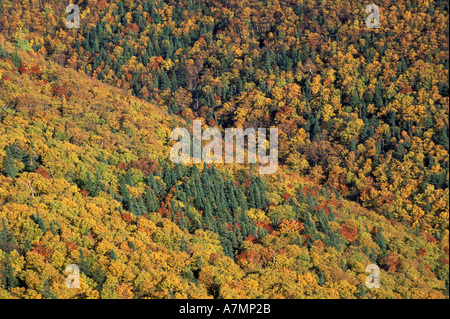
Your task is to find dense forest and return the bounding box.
[0,0,448,299]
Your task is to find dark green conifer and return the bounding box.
[110,249,118,261]
[318,271,325,286]
[42,279,57,299]
[356,283,367,298]
[144,188,159,213]
[3,148,18,179]
[1,254,18,289]
[119,176,131,210]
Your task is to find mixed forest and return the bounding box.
[0,0,448,299]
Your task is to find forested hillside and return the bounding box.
[0,0,448,299]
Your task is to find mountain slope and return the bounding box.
[0,36,448,299]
